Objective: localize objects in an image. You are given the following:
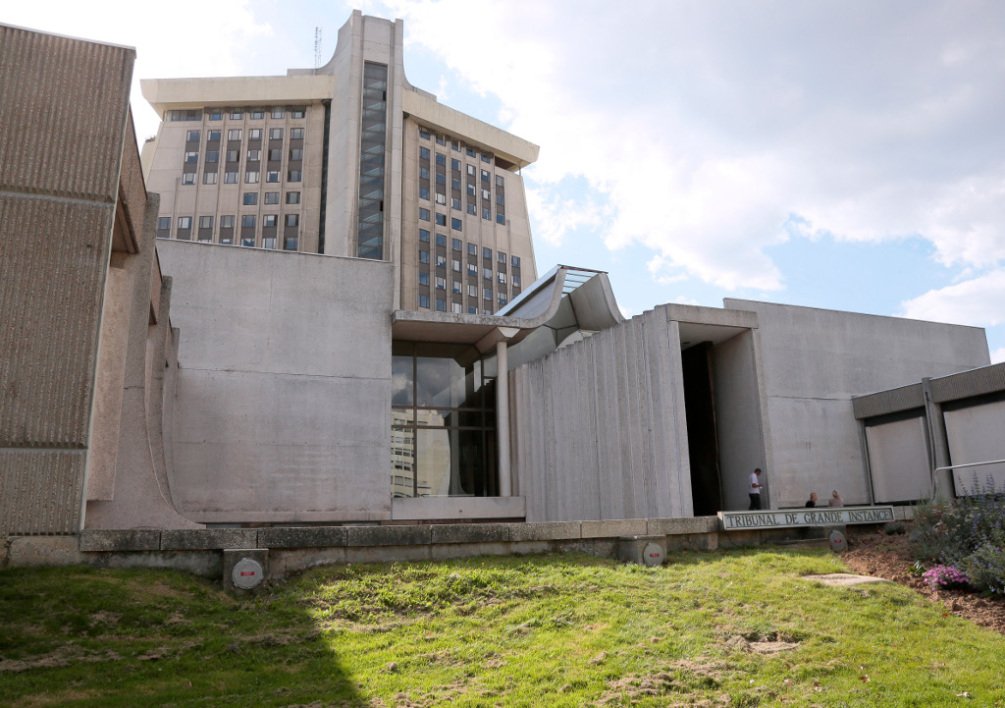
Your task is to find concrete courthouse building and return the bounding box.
[3,15,1005,557]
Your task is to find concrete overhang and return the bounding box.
[666,304,759,350]
[853,361,1005,420]
[403,89,539,169]
[393,265,624,359]
[141,75,333,115]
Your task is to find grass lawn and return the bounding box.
[2,548,1003,706]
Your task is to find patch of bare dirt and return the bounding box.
[843,527,1005,635]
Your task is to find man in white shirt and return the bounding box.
[749,468,763,510]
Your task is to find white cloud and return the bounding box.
[991,347,1005,364]
[381,0,1005,294]
[899,269,1005,327]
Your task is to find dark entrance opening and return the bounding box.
[682,342,722,515]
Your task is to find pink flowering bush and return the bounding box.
[922,564,969,591]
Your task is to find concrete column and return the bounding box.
[496,339,511,497]
[922,377,953,501]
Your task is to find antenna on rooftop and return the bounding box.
[314,27,322,71]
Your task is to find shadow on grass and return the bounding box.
[0,565,363,707]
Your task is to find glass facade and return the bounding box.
[357,62,388,260]
[391,342,497,498]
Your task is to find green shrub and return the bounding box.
[910,488,1005,594]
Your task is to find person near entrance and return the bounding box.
[748,468,763,510]
[805,491,818,508]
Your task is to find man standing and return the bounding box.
[749,468,763,510]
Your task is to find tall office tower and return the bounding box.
[142,11,539,312]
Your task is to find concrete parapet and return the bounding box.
[581,519,647,538]
[506,521,581,542]
[431,542,511,561]
[161,529,257,550]
[647,517,718,535]
[80,529,161,552]
[257,526,348,548]
[345,524,432,547]
[8,536,83,566]
[345,543,431,564]
[430,523,512,544]
[270,547,347,577]
[88,550,220,577]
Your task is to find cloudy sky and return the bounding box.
[6,0,1004,362]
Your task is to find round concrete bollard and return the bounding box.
[828,529,848,553]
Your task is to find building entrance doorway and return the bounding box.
[682,342,723,516]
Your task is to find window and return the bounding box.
[435,153,446,166]
[436,298,447,312]
[241,236,255,248]
[186,129,200,142]
[419,249,429,264]
[418,272,429,286]
[435,277,446,290]
[452,302,463,314]
[482,189,491,200]
[466,146,476,157]
[241,215,256,228]
[290,127,305,139]
[284,234,299,250]
[452,238,462,251]
[271,108,284,119]
[263,214,278,228]
[419,166,430,179]
[203,172,218,184]
[435,233,447,247]
[220,215,234,228]
[452,259,461,272]
[467,184,476,196]
[419,186,429,200]
[468,243,477,256]
[420,146,430,160]
[263,236,277,249]
[467,203,477,215]
[511,255,521,268]
[435,193,446,205]
[482,207,491,220]
[436,255,447,268]
[483,247,492,260]
[452,281,461,293]
[419,127,430,140]
[184,152,198,164]
[289,148,303,161]
[435,213,447,226]
[451,218,462,231]
[436,134,446,146]
[177,216,192,229]
[498,272,507,284]
[227,129,242,140]
[156,217,170,237]
[250,110,265,120]
[484,288,493,300]
[482,152,493,163]
[249,128,262,140]
[243,192,258,205]
[247,149,260,161]
[285,214,299,227]
[496,214,506,225]
[208,110,222,121]
[264,191,280,205]
[224,171,238,184]
[498,295,508,306]
[205,150,219,163]
[290,107,306,119]
[419,228,430,243]
[230,110,243,120]
[270,127,283,139]
[483,268,492,280]
[451,158,460,170]
[467,164,475,175]
[287,169,302,182]
[419,294,430,309]
[468,284,477,297]
[498,252,507,264]
[245,171,260,184]
[419,208,430,221]
[268,149,282,161]
[266,171,280,183]
[181,173,195,185]
[451,197,461,210]
[198,215,213,234]
[467,264,477,276]
[481,170,490,181]
[207,130,221,142]
[226,149,239,162]
[286,191,300,204]
[512,275,521,287]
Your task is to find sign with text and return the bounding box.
[718,506,895,531]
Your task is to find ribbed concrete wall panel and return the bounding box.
[513,308,689,522]
[0,25,133,201]
[0,451,84,533]
[0,198,113,446]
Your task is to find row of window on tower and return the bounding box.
[417,140,507,225]
[156,213,299,251]
[178,124,306,186]
[416,232,522,314]
[167,106,307,122]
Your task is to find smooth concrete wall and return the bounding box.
[865,416,931,502]
[157,241,394,522]
[725,299,990,508]
[945,399,1005,493]
[712,330,769,511]
[512,306,691,522]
